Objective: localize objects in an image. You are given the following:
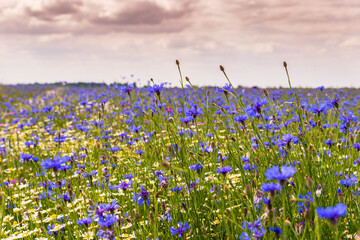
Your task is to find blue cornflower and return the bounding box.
[19,153,33,163]
[316,203,347,225]
[297,192,313,213]
[239,232,250,240]
[265,165,296,182]
[53,135,67,143]
[269,227,282,235]
[234,115,248,125]
[105,200,119,213]
[245,98,267,117]
[170,221,191,237]
[150,83,165,96]
[327,92,340,109]
[315,86,324,91]
[59,193,72,202]
[114,180,132,191]
[93,204,108,219]
[217,166,232,176]
[242,219,265,238]
[133,185,151,206]
[217,155,228,162]
[339,174,357,188]
[25,140,35,147]
[47,224,63,235]
[277,134,298,148]
[123,173,134,180]
[154,170,164,176]
[261,183,282,193]
[204,144,213,153]
[325,139,335,147]
[181,116,194,124]
[42,106,53,113]
[216,83,232,93]
[171,186,183,193]
[40,156,70,172]
[98,215,117,228]
[135,149,144,155]
[96,229,115,240]
[339,112,358,128]
[77,216,93,227]
[160,210,173,222]
[243,163,256,171]
[120,84,134,95]
[130,125,142,133]
[310,103,327,116]
[39,190,55,200]
[185,105,203,119]
[190,163,203,172]
[354,143,360,151]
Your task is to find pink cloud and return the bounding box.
[0,0,360,87]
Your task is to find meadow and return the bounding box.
[0,63,359,239]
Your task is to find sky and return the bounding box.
[0,0,359,88]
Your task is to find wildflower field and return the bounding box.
[0,64,360,240]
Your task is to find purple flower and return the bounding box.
[354,143,360,151]
[94,204,108,218]
[98,215,117,228]
[150,83,165,96]
[185,105,203,119]
[217,166,232,176]
[53,135,67,143]
[261,183,282,193]
[242,219,265,238]
[277,134,298,148]
[133,185,151,206]
[170,221,191,237]
[77,217,93,227]
[19,153,33,163]
[120,84,134,95]
[171,186,183,193]
[116,181,132,191]
[297,192,313,213]
[234,115,248,124]
[245,98,267,117]
[239,232,250,240]
[216,83,232,93]
[339,174,357,188]
[265,165,296,182]
[96,229,115,240]
[316,203,347,225]
[105,200,119,214]
[325,139,335,147]
[40,156,71,172]
[190,163,203,172]
[269,227,282,235]
[328,92,340,109]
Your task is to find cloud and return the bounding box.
[1,0,360,87]
[91,1,191,25]
[340,37,360,47]
[0,0,196,35]
[24,0,83,22]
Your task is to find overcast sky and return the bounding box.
[0,0,359,87]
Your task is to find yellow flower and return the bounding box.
[83,232,94,240]
[20,231,30,237]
